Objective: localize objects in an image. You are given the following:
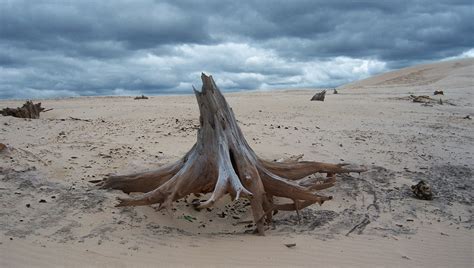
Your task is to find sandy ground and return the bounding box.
[0,58,473,267]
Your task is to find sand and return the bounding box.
[0,58,473,267]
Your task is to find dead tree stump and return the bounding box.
[96,74,366,235]
[0,101,46,119]
[311,90,327,101]
[134,95,149,100]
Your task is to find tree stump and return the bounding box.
[96,74,366,235]
[311,90,327,101]
[134,95,149,100]
[0,101,46,119]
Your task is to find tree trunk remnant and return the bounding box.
[134,95,149,100]
[96,74,366,235]
[0,101,47,119]
[311,90,326,101]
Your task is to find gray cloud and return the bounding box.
[0,0,472,99]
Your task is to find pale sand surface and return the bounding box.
[0,58,473,267]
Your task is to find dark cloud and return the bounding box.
[0,0,472,99]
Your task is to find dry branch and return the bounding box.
[411,180,433,200]
[96,74,366,235]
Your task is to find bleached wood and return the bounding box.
[97,74,366,235]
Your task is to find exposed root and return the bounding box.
[260,159,366,180]
[258,167,333,204]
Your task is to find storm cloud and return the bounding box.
[0,0,472,99]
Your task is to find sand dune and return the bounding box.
[1,59,473,267]
[340,58,474,89]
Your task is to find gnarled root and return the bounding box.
[96,74,366,235]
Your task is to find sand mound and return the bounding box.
[340,58,474,89]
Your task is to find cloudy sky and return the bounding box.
[0,0,472,99]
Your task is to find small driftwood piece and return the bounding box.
[311,90,327,101]
[406,95,454,106]
[69,116,92,122]
[433,90,444,95]
[0,101,48,119]
[96,74,366,235]
[134,95,149,100]
[411,181,433,200]
[411,95,432,103]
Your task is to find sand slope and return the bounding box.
[1,59,473,267]
[340,58,474,90]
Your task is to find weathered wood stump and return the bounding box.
[96,74,366,235]
[134,95,149,100]
[311,90,327,101]
[0,101,47,119]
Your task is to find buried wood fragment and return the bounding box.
[134,95,149,100]
[411,95,432,103]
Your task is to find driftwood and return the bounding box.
[134,95,149,100]
[95,74,366,235]
[69,116,92,122]
[411,181,433,200]
[408,95,454,106]
[311,90,327,101]
[345,214,370,236]
[0,101,49,119]
[433,90,444,95]
[410,95,432,103]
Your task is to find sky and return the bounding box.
[0,0,473,99]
